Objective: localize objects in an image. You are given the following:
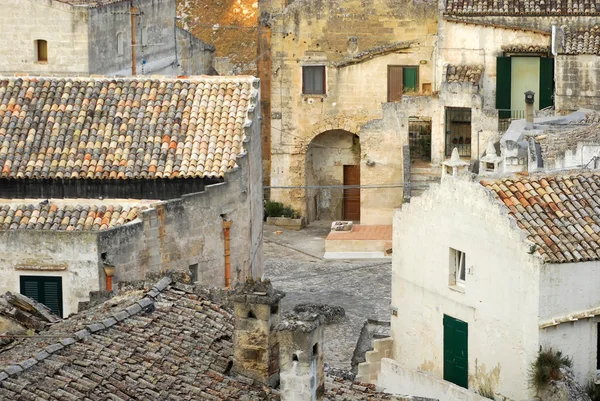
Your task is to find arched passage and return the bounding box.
[305,130,360,223]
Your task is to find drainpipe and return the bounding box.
[103,263,115,292]
[223,219,233,287]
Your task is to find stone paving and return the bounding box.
[263,223,392,370]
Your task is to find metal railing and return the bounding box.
[498,109,525,132]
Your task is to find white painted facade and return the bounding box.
[386,176,600,400]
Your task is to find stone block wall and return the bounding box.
[175,27,215,76]
[355,337,393,384]
[555,55,600,112]
[0,0,90,75]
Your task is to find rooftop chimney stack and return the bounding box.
[232,279,285,387]
[525,90,535,130]
[277,313,325,401]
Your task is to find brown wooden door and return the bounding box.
[388,66,403,102]
[343,165,361,221]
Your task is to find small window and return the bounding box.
[189,263,198,282]
[270,304,279,315]
[20,275,63,317]
[388,66,419,102]
[312,343,319,357]
[485,162,495,172]
[449,248,466,286]
[117,32,124,56]
[35,40,48,62]
[247,310,256,319]
[302,66,326,95]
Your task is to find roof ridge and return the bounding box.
[0,75,259,83]
[0,276,172,382]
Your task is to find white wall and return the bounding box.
[391,177,543,400]
[0,0,90,75]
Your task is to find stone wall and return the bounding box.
[0,0,90,75]
[391,176,543,399]
[268,0,438,219]
[175,27,215,76]
[0,230,100,317]
[89,0,178,76]
[556,55,600,112]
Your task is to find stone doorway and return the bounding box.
[305,130,360,223]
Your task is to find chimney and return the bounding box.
[232,279,285,386]
[277,313,325,401]
[525,90,535,130]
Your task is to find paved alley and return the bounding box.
[263,223,391,370]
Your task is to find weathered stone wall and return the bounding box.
[0,230,101,317]
[0,0,90,75]
[175,27,215,76]
[89,0,178,75]
[391,176,542,399]
[268,0,438,219]
[556,55,600,112]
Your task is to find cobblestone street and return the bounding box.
[263,223,391,370]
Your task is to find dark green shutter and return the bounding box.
[443,314,469,389]
[496,57,512,119]
[20,276,63,317]
[539,58,554,110]
[403,67,418,92]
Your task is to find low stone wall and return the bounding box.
[356,337,393,383]
[379,358,490,401]
[266,217,306,231]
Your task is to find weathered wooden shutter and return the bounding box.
[388,66,403,102]
[496,57,512,119]
[539,57,554,110]
[403,67,418,92]
[20,276,63,317]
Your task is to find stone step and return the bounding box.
[410,167,442,176]
[410,174,441,182]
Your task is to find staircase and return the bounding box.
[408,164,442,199]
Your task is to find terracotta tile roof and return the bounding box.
[0,202,146,231]
[481,173,600,263]
[0,278,397,400]
[445,0,600,15]
[445,64,483,83]
[538,123,600,167]
[0,76,257,180]
[561,25,600,55]
[502,44,550,53]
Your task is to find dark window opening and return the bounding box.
[445,107,472,158]
[247,310,256,319]
[270,304,279,315]
[189,263,198,282]
[302,66,326,95]
[20,275,63,317]
[312,343,319,356]
[101,252,108,262]
[292,353,299,362]
[485,162,494,171]
[35,40,48,62]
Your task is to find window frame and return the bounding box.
[117,32,124,56]
[19,275,63,317]
[302,65,326,95]
[35,39,48,63]
[449,247,467,288]
[387,65,419,102]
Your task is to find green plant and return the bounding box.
[264,201,298,219]
[528,348,573,392]
[586,380,600,401]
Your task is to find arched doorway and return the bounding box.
[305,130,361,223]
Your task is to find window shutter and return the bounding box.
[539,58,554,110]
[21,278,39,302]
[388,66,403,102]
[43,280,61,317]
[403,67,418,92]
[20,276,63,317]
[496,57,511,119]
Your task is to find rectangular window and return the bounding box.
[35,40,48,62]
[388,66,419,102]
[445,107,472,158]
[189,263,198,283]
[302,66,326,95]
[20,276,63,317]
[449,248,466,286]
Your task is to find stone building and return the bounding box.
[0,75,263,317]
[366,172,600,400]
[263,0,438,225]
[0,276,413,400]
[0,0,215,77]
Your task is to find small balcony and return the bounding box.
[498,109,525,132]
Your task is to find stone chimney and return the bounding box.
[442,147,469,178]
[232,279,285,387]
[525,90,535,130]
[277,313,325,401]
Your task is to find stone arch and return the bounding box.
[305,129,361,223]
[305,117,362,148]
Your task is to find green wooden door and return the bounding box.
[443,314,468,388]
[403,67,418,93]
[496,57,512,119]
[20,276,63,317]
[539,58,554,110]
